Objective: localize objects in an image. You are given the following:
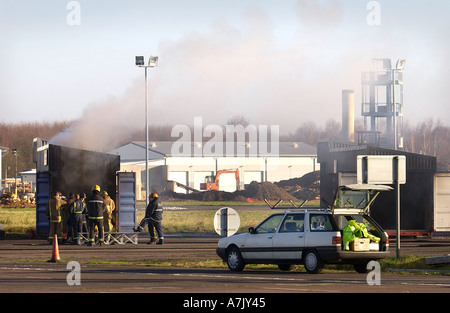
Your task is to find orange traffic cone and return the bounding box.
[47,234,60,263]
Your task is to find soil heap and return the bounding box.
[275,171,320,201]
[160,171,320,202]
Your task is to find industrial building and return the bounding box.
[110,141,319,199]
[318,58,450,235]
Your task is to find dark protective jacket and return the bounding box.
[73,199,87,221]
[145,198,163,222]
[87,190,105,219]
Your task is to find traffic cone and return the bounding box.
[47,234,60,263]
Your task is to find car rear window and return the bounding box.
[309,214,337,231]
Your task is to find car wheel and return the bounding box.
[226,246,245,272]
[303,250,323,274]
[278,264,295,271]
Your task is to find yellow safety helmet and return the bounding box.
[102,191,108,197]
[93,185,101,192]
[150,192,158,198]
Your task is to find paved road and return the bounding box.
[0,237,449,295]
[1,262,449,294]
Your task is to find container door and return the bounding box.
[434,174,450,232]
[36,172,50,234]
[117,172,136,232]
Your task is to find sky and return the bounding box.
[0,0,449,147]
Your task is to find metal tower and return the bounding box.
[358,58,405,150]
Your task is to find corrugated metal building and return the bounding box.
[110,141,319,199]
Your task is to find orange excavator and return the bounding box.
[200,169,240,191]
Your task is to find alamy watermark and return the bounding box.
[170,117,280,158]
[366,260,381,285]
[367,1,381,26]
[66,261,81,286]
[66,1,81,26]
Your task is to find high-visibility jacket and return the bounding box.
[46,197,66,223]
[103,196,115,219]
[342,224,356,251]
[342,220,380,250]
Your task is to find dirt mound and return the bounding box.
[238,181,298,201]
[275,171,320,201]
[160,180,299,202]
[160,190,247,202]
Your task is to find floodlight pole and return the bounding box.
[12,149,18,196]
[144,66,149,209]
[395,156,401,258]
[136,56,158,209]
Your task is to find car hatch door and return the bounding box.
[331,184,392,215]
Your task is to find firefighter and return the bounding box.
[101,191,115,232]
[133,193,164,244]
[102,191,115,242]
[65,193,77,243]
[46,191,66,244]
[72,192,87,245]
[87,185,106,246]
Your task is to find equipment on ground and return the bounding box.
[200,169,240,191]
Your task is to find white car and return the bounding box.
[216,184,392,274]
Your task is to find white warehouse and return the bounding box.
[110,141,319,200]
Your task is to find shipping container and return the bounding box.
[318,140,438,235]
[33,138,122,235]
[434,173,450,233]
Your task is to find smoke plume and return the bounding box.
[51,1,413,151]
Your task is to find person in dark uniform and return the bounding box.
[87,185,106,246]
[133,193,164,244]
[72,192,87,245]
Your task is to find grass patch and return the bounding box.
[379,256,450,273]
[0,208,35,234]
[1,206,271,235]
[137,210,272,233]
[142,200,319,207]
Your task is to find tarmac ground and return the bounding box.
[0,235,449,296]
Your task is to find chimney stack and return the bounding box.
[342,90,355,143]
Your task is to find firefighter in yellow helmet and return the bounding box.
[87,185,105,246]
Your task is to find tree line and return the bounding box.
[1,117,449,178]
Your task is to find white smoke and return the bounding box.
[51,1,420,151]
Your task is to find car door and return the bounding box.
[242,214,284,261]
[272,213,305,262]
